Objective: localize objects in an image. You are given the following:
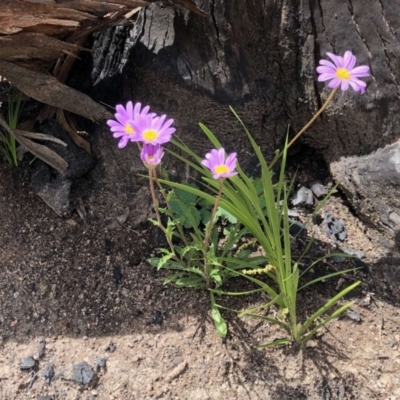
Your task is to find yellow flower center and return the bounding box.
[124,124,135,134]
[143,129,158,142]
[215,165,229,174]
[336,68,351,80]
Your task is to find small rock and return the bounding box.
[325,212,346,243]
[306,340,318,348]
[43,364,54,384]
[37,396,53,400]
[64,362,97,385]
[97,358,107,369]
[287,209,299,218]
[309,180,328,198]
[20,356,36,370]
[346,309,362,322]
[341,248,365,259]
[105,342,116,352]
[331,255,347,263]
[292,186,314,206]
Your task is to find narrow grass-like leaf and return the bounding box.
[298,281,360,337]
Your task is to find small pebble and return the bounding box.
[346,309,362,322]
[20,356,36,370]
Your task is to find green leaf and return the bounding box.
[175,276,204,288]
[175,183,199,203]
[215,207,237,223]
[298,281,361,337]
[210,292,227,338]
[259,338,291,348]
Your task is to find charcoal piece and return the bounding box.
[20,356,36,370]
[291,186,313,206]
[289,220,306,238]
[31,165,72,217]
[313,213,323,225]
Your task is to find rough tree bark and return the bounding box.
[93,0,400,236]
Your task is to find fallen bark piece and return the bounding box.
[331,141,400,236]
[0,62,112,121]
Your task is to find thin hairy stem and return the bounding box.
[155,169,189,246]
[203,179,224,288]
[269,87,338,169]
[149,168,176,255]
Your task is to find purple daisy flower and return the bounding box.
[140,143,164,167]
[201,148,238,180]
[316,51,370,93]
[107,102,153,148]
[133,114,176,145]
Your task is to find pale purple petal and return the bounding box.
[133,102,141,115]
[116,105,129,122]
[107,120,122,128]
[161,118,175,130]
[327,52,343,68]
[126,101,133,119]
[350,65,370,76]
[343,51,355,69]
[316,66,335,74]
[225,152,237,169]
[160,128,176,136]
[319,59,337,70]
[118,136,130,148]
[318,72,337,82]
[156,115,167,130]
[348,81,362,92]
[345,53,357,70]
[340,80,349,91]
[201,159,211,169]
[217,148,226,165]
[327,77,341,88]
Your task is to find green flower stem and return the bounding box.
[149,168,176,255]
[155,169,189,246]
[203,179,224,288]
[269,87,338,169]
